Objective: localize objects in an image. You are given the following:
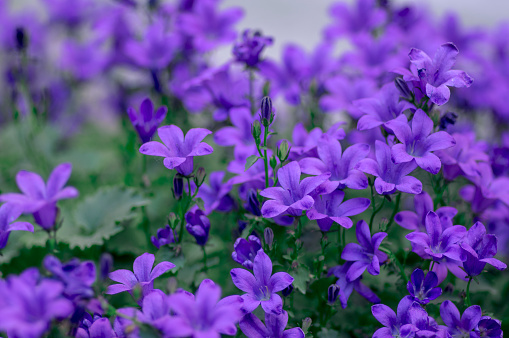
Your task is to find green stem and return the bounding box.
[201,246,208,272]
[466,277,473,306]
[263,125,269,188]
[379,247,408,283]
[385,192,401,231]
[430,261,435,272]
[369,189,385,232]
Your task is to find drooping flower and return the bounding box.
[139,125,213,176]
[151,224,177,249]
[260,161,331,218]
[230,250,293,315]
[185,205,211,246]
[0,203,34,250]
[232,235,262,269]
[307,190,371,231]
[127,98,167,144]
[341,220,387,281]
[440,301,482,337]
[232,29,273,68]
[0,163,79,229]
[355,140,422,195]
[386,109,456,174]
[406,269,442,305]
[196,171,235,214]
[299,134,370,190]
[106,253,175,304]
[239,310,305,338]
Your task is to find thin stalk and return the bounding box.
[379,247,408,283]
[466,277,473,306]
[263,125,269,188]
[385,192,401,231]
[201,246,208,272]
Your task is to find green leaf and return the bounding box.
[245,155,261,171]
[292,266,311,294]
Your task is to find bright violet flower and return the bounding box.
[355,140,422,195]
[106,253,175,304]
[405,211,466,262]
[240,310,305,338]
[0,163,79,229]
[139,125,213,176]
[440,301,482,337]
[354,82,414,132]
[299,134,370,190]
[386,109,456,174]
[196,171,235,214]
[233,29,273,68]
[341,220,387,281]
[77,315,116,338]
[307,190,371,231]
[406,43,474,105]
[127,98,167,144]
[460,222,507,277]
[230,250,293,315]
[395,191,457,232]
[406,269,442,305]
[0,203,34,250]
[232,235,262,269]
[185,206,211,246]
[163,279,244,337]
[151,224,177,249]
[260,161,331,218]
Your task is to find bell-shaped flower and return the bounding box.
[240,310,304,338]
[185,206,211,246]
[0,203,34,250]
[406,269,442,305]
[151,224,177,249]
[232,235,262,269]
[127,98,167,144]
[286,123,345,161]
[440,301,482,337]
[196,171,235,214]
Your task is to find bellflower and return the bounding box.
[475,316,503,338]
[77,315,116,338]
[185,205,210,246]
[341,220,387,281]
[240,310,305,338]
[394,191,457,232]
[245,189,262,216]
[0,203,34,250]
[406,269,442,305]
[106,253,175,304]
[162,279,244,337]
[232,235,262,269]
[355,140,422,195]
[0,163,79,229]
[151,224,177,249]
[324,0,386,38]
[307,190,371,231]
[299,134,370,190]
[139,125,213,176]
[196,171,235,214]
[287,122,345,161]
[260,161,331,218]
[460,222,507,277]
[354,82,414,132]
[230,250,293,315]
[233,29,273,68]
[127,98,167,144]
[440,301,482,337]
[386,109,456,174]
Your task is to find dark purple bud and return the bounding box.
[264,227,274,250]
[173,174,184,200]
[195,167,206,187]
[395,77,411,99]
[15,27,27,51]
[439,112,458,130]
[246,189,261,216]
[238,220,248,233]
[150,69,161,93]
[282,283,294,297]
[100,253,113,281]
[260,96,274,127]
[328,284,339,304]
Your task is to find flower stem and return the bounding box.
[379,247,408,283]
[263,125,269,188]
[201,246,208,272]
[466,277,473,306]
[385,192,401,232]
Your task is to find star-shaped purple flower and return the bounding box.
[341,220,387,282]
[0,203,34,250]
[230,250,293,315]
[407,269,442,305]
[139,125,213,176]
[127,97,167,144]
[386,109,456,174]
[239,310,304,338]
[355,140,422,195]
[440,301,482,337]
[196,171,235,214]
[232,235,262,269]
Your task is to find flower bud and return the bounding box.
[246,189,261,216]
[269,155,277,169]
[277,140,290,162]
[194,167,206,187]
[282,284,294,297]
[238,220,248,233]
[264,227,274,250]
[173,174,184,200]
[439,112,458,131]
[15,27,27,51]
[260,96,274,127]
[168,212,178,229]
[327,284,339,304]
[302,317,312,333]
[99,253,113,281]
[395,77,411,99]
[251,120,262,142]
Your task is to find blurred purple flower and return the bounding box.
[127,98,167,144]
[0,203,33,250]
[240,310,304,338]
[233,29,273,68]
[287,122,345,161]
[77,316,116,338]
[196,171,235,214]
[232,235,262,270]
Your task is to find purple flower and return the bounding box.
[475,316,503,338]
[185,206,210,246]
[151,224,177,249]
[299,134,370,190]
[324,0,386,38]
[230,250,293,315]
[0,203,34,250]
[245,189,262,217]
[239,310,304,338]
[0,268,74,338]
[127,98,167,144]
[77,314,116,338]
[395,191,457,232]
[214,107,258,154]
[0,163,79,229]
[405,211,466,262]
[406,269,442,305]
[232,235,262,269]
[341,220,387,281]
[440,301,482,337]
[196,171,235,214]
[139,125,213,176]
[260,161,331,218]
[287,122,345,161]
[307,190,371,231]
[233,29,273,68]
[354,82,414,132]
[405,43,473,105]
[386,109,456,174]
[355,140,422,195]
[162,279,244,337]
[106,253,175,304]
[460,222,507,277]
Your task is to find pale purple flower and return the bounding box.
[230,250,293,315]
[406,269,442,305]
[307,191,371,231]
[240,310,304,338]
[0,203,34,250]
[355,141,422,195]
[386,109,456,174]
[440,301,482,337]
[127,98,167,144]
[341,220,387,281]
[232,235,262,269]
[139,125,213,176]
[0,163,79,229]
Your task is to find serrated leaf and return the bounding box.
[245,155,261,171]
[292,266,311,294]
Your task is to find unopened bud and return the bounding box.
[269,155,277,169]
[395,77,411,99]
[173,174,184,200]
[251,120,262,142]
[194,167,206,187]
[247,189,261,216]
[264,227,274,250]
[168,212,178,229]
[327,284,339,304]
[302,317,312,333]
[282,284,294,297]
[260,96,274,127]
[277,140,290,162]
[15,27,27,51]
[99,253,113,281]
[439,112,458,131]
